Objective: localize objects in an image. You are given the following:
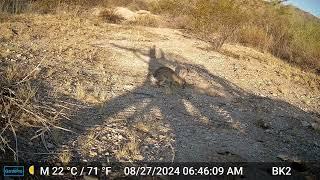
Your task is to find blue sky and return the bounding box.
[285,0,320,17]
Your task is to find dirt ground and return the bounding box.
[1,12,320,165]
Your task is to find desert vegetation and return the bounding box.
[1,0,319,72]
[0,58,66,161]
[150,0,320,72]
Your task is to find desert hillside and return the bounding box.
[1,0,320,169]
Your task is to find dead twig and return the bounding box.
[15,56,46,86]
[9,96,77,135]
[169,142,175,162]
[8,118,18,162]
[41,132,50,153]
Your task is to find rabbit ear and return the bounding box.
[149,74,158,85]
[180,67,189,78]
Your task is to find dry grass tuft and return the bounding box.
[99,8,124,24]
[127,14,160,27]
[235,25,273,53]
[0,59,65,161]
[116,134,143,161]
[58,150,72,165]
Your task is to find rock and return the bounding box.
[265,129,272,133]
[135,154,144,160]
[142,145,149,150]
[101,136,107,140]
[46,142,55,149]
[117,134,123,139]
[114,7,136,21]
[91,7,105,16]
[89,151,98,157]
[83,176,98,180]
[311,122,320,131]
[277,154,289,161]
[136,10,151,15]
[301,121,311,127]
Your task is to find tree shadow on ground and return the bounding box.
[9,44,320,163]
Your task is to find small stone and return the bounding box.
[135,155,144,160]
[145,137,153,144]
[46,143,55,149]
[117,134,123,139]
[101,136,107,140]
[16,54,22,58]
[277,154,289,161]
[265,129,272,133]
[89,151,98,157]
[83,175,98,180]
[311,123,320,131]
[150,132,158,138]
[301,121,310,127]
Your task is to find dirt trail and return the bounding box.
[68,25,320,162]
[84,25,320,161]
[1,14,320,163]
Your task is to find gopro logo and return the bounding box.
[3,166,24,177]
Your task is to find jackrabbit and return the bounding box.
[151,66,186,89]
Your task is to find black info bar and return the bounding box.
[1,162,319,179]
